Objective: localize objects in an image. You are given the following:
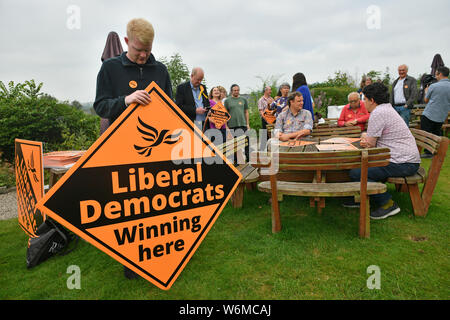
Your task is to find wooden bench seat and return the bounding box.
[387,167,426,185]
[387,129,448,216]
[443,113,450,136]
[252,148,390,238]
[258,181,386,198]
[216,135,259,208]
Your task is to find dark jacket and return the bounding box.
[390,75,418,109]
[94,52,172,124]
[175,81,210,122]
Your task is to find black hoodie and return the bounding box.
[94,52,172,124]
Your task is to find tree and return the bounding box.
[159,53,190,96]
[364,67,391,86]
[382,67,391,86]
[325,71,355,87]
[70,100,83,110]
[0,80,43,101]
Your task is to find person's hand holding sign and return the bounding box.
[196,107,207,115]
[125,90,152,106]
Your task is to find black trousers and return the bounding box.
[420,115,443,136]
[261,117,267,129]
[421,115,443,154]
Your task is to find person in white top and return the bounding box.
[390,64,418,125]
[347,82,420,220]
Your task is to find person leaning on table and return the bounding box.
[346,82,421,220]
[274,91,313,141]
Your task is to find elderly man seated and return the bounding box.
[274,91,313,141]
[338,92,370,131]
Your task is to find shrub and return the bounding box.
[311,86,357,117]
[0,80,99,163]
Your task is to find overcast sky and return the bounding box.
[1,0,449,103]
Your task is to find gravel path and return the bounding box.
[0,190,18,220]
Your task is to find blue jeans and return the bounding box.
[394,105,411,125]
[349,162,420,207]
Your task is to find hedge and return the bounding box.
[0,97,99,163]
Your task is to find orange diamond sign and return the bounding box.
[15,139,45,237]
[37,82,242,290]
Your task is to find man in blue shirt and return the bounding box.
[421,66,450,158]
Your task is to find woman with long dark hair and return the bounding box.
[292,72,314,121]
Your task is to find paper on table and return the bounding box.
[315,143,359,151]
[43,150,85,168]
[321,137,361,144]
[280,140,317,147]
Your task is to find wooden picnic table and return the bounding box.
[259,136,363,183]
[252,136,390,237]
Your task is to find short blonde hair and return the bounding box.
[127,18,155,45]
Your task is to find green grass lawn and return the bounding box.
[0,157,449,300]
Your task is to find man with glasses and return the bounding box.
[175,67,210,129]
[338,92,370,131]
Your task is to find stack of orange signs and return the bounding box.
[43,150,86,169]
[208,101,231,129]
[36,82,241,290]
[263,108,277,124]
[15,139,45,237]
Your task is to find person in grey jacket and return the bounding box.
[390,64,418,125]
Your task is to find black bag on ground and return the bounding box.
[26,218,78,269]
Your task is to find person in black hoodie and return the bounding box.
[94,18,172,128]
[93,18,172,280]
